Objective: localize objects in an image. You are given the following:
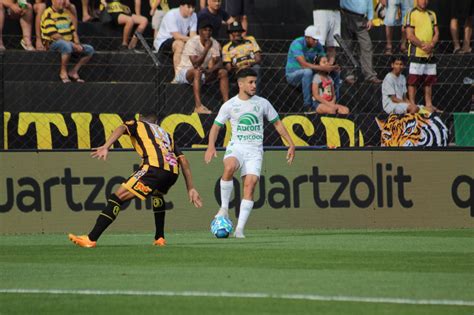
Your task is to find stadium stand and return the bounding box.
[1,0,473,148]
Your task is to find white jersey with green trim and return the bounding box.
[214,95,280,148]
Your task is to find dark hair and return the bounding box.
[313,54,327,65]
[390,55,407,64]
[179,0,195,7]
[236,68,258,80]
[140,112,159,123]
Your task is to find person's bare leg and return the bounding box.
[424,85,433,110]
[172,40,185,74]
[385,25,393,54]
[81,0,91,22]
[462,16,473,52]
[128,15,148,49]
[118,14,133,46]
[34,2,46,50]
[69,55,92,79]
[60,54,71,80]
[218,68,229,102]
[187,69,204,110]
[0,2,5,49]
[241,15,248,36]
[400,26,408,52]
[408,85,416,105]
[19,4,34,49]
[450,18,461,52]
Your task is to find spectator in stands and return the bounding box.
[380,0,413,55]
[0,0,35,51]
[340,0,381,84]
[226,0,249,36]
[41,0,94,83]
[154,0,197,77]
[405,0,439,112]
[286,26,339,112]
[34,0,78,50]
[449,1,473,54]
[197,0,233,37]
[175,18,229,114]
[313,0,340,67]
[222,21,261,92]
[99,0,148,51]
[150,0,170,39]
[311,55,350,114]
[382,55,419,114]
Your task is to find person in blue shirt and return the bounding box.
[340,0,381,83]
[286,25,340,111]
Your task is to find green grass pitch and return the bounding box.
[1,229,473,315]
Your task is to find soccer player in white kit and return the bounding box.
[205,68,296,238]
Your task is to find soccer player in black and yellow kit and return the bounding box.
[68,112,202,248]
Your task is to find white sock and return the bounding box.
[236,199,254,232]
[219,179,233,211]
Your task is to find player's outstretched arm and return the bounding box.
[178,155,203,208]
[204,124,221,164]
[273,120,296,165]
[91,125,127,161]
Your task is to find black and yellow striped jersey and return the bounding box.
[124,119,183,174]
[40,7,75,43]
[100,0,131,14]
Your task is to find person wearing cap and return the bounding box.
[222,21,262,93]
[175,18,229,114]
[286,25,339,112]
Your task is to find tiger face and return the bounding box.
[375,114,431,147]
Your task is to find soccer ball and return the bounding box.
[210,216,233,238]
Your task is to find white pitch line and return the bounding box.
[0,289,473,307]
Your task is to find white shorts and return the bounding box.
[224,144,263,177]
[175,68,205,84]
[152,10,166,31]
[383,101,408,114]
[408,62,437,76]
[313,10,341,47]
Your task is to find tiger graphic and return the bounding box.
[375,113,448,147]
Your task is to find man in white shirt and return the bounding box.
[205,68,296,238]
[175,18,229,114]
[153,0,197,75]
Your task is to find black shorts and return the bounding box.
[110,11,131,26]
[122,164,179,200]
[450,0,474,20]
[226,0,248,17]
[159,37,174,53]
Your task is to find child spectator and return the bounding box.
[41,0,95,83]
[311,56,349,114]
[100,0,148,51]
[0,0,35,51]
[149,0,170,39]
[382,55,419,114]
[175,18,229,114]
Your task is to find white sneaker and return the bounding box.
[234,229,245,239]
[215,208,229,218]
